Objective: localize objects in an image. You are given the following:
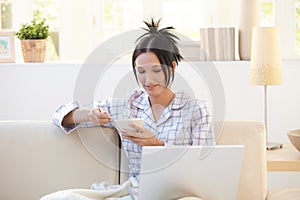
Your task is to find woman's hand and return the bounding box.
[121,122,164,146]
[62,107,111,126]
[88,107,111,125]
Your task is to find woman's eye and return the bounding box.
[154,69,161,73]
[137,70,145,74]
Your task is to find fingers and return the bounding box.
[121,134,147,146]
[88,108,111,125]
[119,122,163,146]
[121,125,153,139]
[121,122,145,138]
[121,133,161,146]
[128,122,143,132]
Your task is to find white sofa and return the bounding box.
[1,120,296,200]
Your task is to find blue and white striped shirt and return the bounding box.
[52,89,214,178]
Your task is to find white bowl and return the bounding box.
[287,130,300,152]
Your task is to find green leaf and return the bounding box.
[15,18,50,40]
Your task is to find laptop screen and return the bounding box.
[138,145,244,200]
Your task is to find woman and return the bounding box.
[52,18,214,181]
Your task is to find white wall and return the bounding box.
[0,63,81,120]
[1,61,299,143]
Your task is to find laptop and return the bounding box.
[137,145,244,200]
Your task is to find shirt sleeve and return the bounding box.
[191,100,215,146]
[52,101,81,134]
[52,100,111,134]
[52,98,128,134]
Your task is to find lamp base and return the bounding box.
[267,142,283,151]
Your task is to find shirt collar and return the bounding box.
[130,89,149,109]
[170,91,190,110]
[130,89,190,110]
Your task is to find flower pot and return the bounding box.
[21,39,47,62]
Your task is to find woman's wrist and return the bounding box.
[72,109,90,124]
[157,140,165,146]
[62,108,90,126]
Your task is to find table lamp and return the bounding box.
[250,26,283,150]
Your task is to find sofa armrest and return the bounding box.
[0,121,120,200]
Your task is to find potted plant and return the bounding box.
[15,19,49,62]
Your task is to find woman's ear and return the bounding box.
[170,61,177,76]
[172,61,177,70]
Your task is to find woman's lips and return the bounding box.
[144,84,158,90]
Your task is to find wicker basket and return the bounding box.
[21,39,47,62]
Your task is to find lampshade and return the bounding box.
[250,27,282,85]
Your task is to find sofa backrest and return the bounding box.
[215,121,267,200]
[0,121,120,200]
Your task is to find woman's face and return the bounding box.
[135,52,168,97]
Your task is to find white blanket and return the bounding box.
[40,178,203,200]
[40,178,137,200]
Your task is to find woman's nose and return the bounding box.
[145,73,155,82]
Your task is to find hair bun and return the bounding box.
[136,18,179,43]
[143,18,160,34]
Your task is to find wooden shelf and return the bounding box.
[267,143,300,171]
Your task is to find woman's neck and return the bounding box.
[148,88,175,108]
[148,88,174,122]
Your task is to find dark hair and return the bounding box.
[132,18,183,86]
